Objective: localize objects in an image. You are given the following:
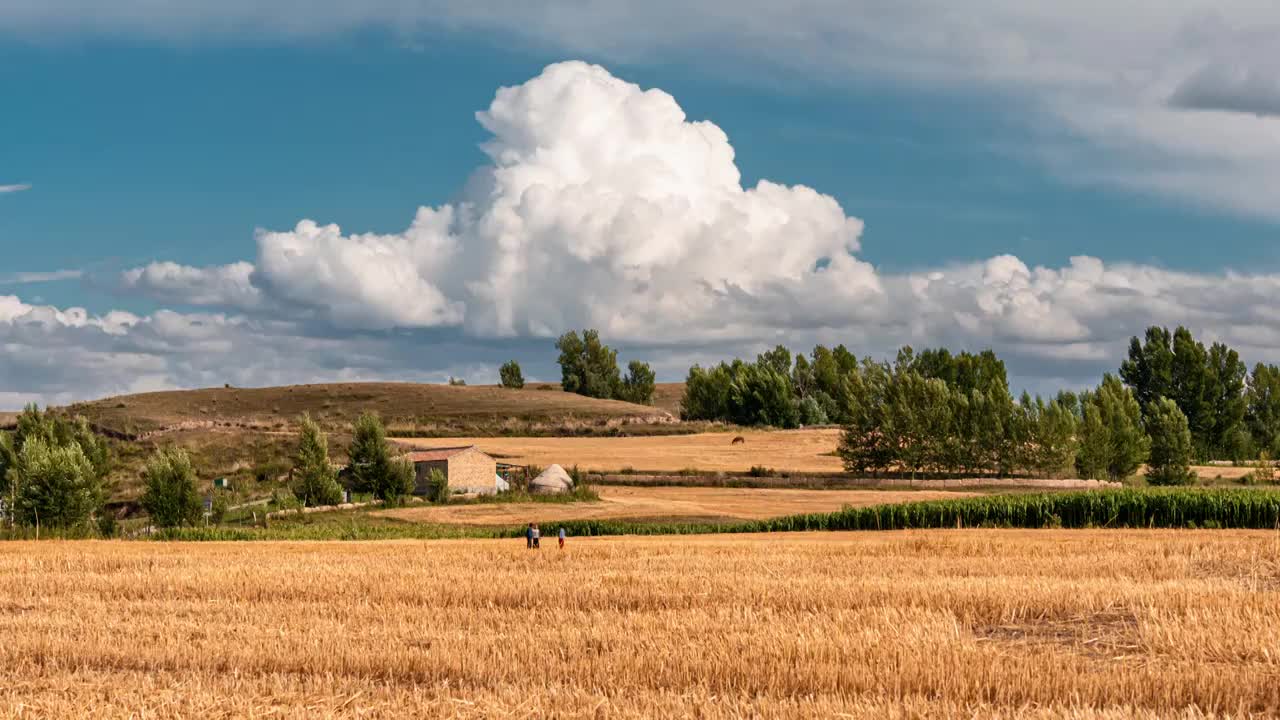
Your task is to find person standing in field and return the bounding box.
[558,526,566,550]
[532,524,541,549]
[526,523,534,549]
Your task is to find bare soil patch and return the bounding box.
[375,485,977,525]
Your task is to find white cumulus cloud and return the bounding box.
[15,58,1280,405]
[126,61,875,341]
[120,260,261,309]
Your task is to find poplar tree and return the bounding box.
[1145,398,1196,486]
[1077,376,1149,481]
[292,414,342,507]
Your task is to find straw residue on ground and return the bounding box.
[2,531,1277,718]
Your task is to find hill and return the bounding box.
[47,383,677,503]
[651,382,685,417]
[66,382,676,438]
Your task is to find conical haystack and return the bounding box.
[530,464,573,494]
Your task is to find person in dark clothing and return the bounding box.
[526,523,534,549]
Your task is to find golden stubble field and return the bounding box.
[2,531,1279,718]
[378,486,978,525]
[402,429,1249,480]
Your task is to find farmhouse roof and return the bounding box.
[404,446,483,463]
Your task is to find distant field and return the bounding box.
[3,531,1276,717]
[401,428,845,473]
[401,427,1265,482]
[66,382,674,435]
[376,485,977,525]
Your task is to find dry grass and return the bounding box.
[402,428,845,473]
[650,381,686,416]
[2,531,1279,718]
[65,382,673,435]
[377,485,979,525]
[403,430,1265,482]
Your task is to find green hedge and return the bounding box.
[516,488,1280,538]
[151,488,1280,541]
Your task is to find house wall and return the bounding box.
[446,449,498,495]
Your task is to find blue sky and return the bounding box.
[4,2,1280,406]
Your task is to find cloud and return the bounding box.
[119,261,261,309]
[0,183,31,194]
[10,58,1280,406]
[0,269,82,285]
[127,61,875,341]
[1169,62,1280,117]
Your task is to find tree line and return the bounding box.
[677,330,1272,481]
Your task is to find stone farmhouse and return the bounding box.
[404,446,501,496]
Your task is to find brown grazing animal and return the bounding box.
[731,436,746,445]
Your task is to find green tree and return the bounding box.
[1026,396,1080,477]
[348,412,390,496]
[2,405,112,529]
[347,413,416,503]
[727,361,799,428]
[757,345,793,377]
[139,447,203,528]
[387,457,417,504]
[796,395,829,426]
[1122,326,1247,461]
[291,414,342,507]
[1169,327,1211,458]
[838,360,895,476]
[1246,363,1280,455]
[12,437,103,530]
[499,360,525,389]
[810,345,856,423]
[1120,327,1174,410]
[1204,342,1247,460]
[680,364,732,421]
[555,329,621,399]
[881,371,953,478]
[617,360,656,405]
[1076,375,1149,481]
[1145,397,1196,486]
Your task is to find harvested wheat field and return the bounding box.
[3,531,1280,718]
[402,428,846,473]
[377,486,977,525]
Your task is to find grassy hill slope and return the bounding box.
[67,382,675,437]
[46,383,678,504]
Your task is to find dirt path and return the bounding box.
[375,485,978,526]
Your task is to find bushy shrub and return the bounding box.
[427,468,450,504]
[140,448,203,528]
[499,360,525,389]
[210,490,231,524]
